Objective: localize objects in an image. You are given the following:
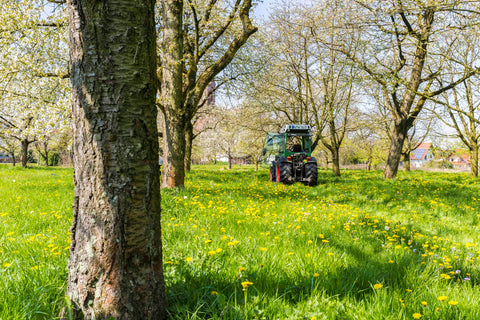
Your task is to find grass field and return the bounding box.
[1,164,479,319]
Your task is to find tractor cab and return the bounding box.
[263,124,317,186]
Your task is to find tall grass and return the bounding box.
[0,164,479,319]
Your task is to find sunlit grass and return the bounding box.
[0,164,479,319]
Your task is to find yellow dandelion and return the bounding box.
[412,313,422,319]
[313,273,320,277]
[238,267,246,272]
[211,291,218,296]
[448,300,458,306]
[421,301,427,306]
[185,257,193,262]
[373,283,383,289]
[241,281,253,288]
[3,262,11,268]
[207,250,217,256]
[260,247,267,252]
[216,248,223,253]
[437,296,447,302]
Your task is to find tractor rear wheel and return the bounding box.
[277,161,293,184]
[304,162,317,186]
[270,164,276,182]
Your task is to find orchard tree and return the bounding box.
[432,31,480,177]
[158,0,257,188]
[66,0,165,318]
[246,1,360,176]
[0,0,70,167]
[339,0,480,179]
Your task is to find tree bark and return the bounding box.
[160,0,185,188]
[66,0,166,319]
[403,153,411,172]
[161,111,186,188]
[331,147,340,177]
[384,122,407,179]
[366,157,372,172]
[184,120,193,172]
[20,138,29,168]
[11,151,15,166]
[471,145,478,177]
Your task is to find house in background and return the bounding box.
[0,151,12,163]
[448,152,471,169]
[410,142,434,168]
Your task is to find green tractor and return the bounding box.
[263,124,317,186]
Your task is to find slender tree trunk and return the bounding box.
[160,0,184,188]
[21,139,29,168]
[366,157,372,172]
[66,0,166,319]
[43,143,49,166]
[255,160,259,171]
[184,120,193,172]
[471,145,478,177]
[331,148,340,177]
[11,151,15,167]
[384,122,407,179]
[403,153,411,172]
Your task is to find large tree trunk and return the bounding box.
[184,120,193,172]
[471,144,478,177]
[160,0,185,188]
[331,148,341,177]
[66,0,166,319]
[384,122,407,179]
[20,139,29,168]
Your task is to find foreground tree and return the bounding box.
[66,0,166,318]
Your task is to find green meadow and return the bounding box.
[1,164,479,319]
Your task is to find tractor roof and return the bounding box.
[280,124,312,134]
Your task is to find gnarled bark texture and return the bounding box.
[66,0,166,319]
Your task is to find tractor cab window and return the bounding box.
[286,135,311,153]
[263,133,283,158]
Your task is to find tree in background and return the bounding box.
[340,0,480,179]
[158,0,257,188]
[433,31,480,177]
[244,1,360,176]
[66,0,165,318]
[0,0,70,167]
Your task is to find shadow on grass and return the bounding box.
[165,238,428,319]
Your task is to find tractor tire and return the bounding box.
[304,162,318,186]
[277,161,293,184]
[270,163,276,182]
